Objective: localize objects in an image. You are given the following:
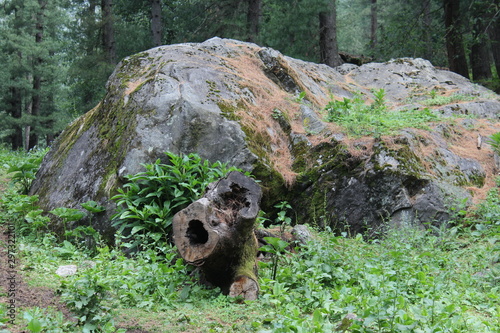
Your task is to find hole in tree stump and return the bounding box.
[186,220,209,245]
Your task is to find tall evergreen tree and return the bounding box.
[247,0,262,43]
[101,0,116,64]
[67,0,119,115]
[488,4,500,77]
[371,0,445,65]
[469,0,492,81]
[28,0,47,149]
[319,0,343,67]
[370,0,377,51]
[422,0,433,60]
[0,0,69,150]
[150,0,163,46]
[443,0,469,78]
[0,0,32,149]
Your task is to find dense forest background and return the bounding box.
[1,0,499,151]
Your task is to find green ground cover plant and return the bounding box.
[420,92,477,107]
[0,148,499,332]
[325,89,440,137]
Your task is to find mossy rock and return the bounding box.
[30,38,500,238]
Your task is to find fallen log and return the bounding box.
[172,171,262,300]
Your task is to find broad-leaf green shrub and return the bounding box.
[49,207,87,239]
[0,191,51,239]
[4,147,47,194]
[111,152,243,253]
[59,274,118,332]
[22,307,74,333]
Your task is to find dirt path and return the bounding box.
[0,226,73,332]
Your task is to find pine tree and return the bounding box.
[470,0,493,81]
[151,0,163,46]
[101,0,116,64]
[488,4,500,76]
[319,0,343,67]
[0,0,69,150]
[247,0,262,43]
[443,0,469,78]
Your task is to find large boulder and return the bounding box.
[30,37,500,236]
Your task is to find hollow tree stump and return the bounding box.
[172,171,262,300]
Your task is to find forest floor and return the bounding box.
[0,226,74,333]
[0,162,73,332]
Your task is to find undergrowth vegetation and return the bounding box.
[111,152,244,254]
[0,147,499,332]
[419,91,477,107]
[324,89,440,137]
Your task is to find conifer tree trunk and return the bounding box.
[29,0,47,150]
[25,0,47,150]
[150,0,162,46]
[370,0,377,51]
[247,0,261,43]
[101,0,116,64]
[25,96,32,150]
[470,1,492,81]
[489,18,500,79]
[7,87,23,150]
[5,4,25,150]
[423,0,432,60]
[443,0,469,78]
[86,0,98,55]
[319,0,343,67]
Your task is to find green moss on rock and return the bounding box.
[217,100,243,121]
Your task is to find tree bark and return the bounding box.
[489,15,500,77]
[370,0,377,51]
[150,0,162,46]
[319,0,343,67]
[25,96,33,150]
[4,5,23,150]
[247,0,261,43]
[7,86,23,150]
[443,0,469,78]
[85,0,98,55]
[29,0,47,150]
[173,171,262,300]
[101,0,116,64]
[423,0,432,60]
[470,1,492,81]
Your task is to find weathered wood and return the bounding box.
[172,171,262,300]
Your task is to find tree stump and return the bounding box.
[172,171,262,300]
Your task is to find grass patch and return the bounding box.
[325,89,440,137]
[420,92,477,107]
